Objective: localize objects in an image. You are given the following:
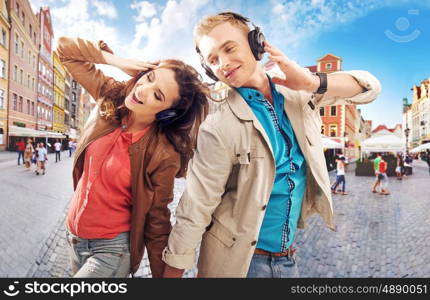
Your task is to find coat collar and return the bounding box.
[225,87,273,156]
[225,83,309,158]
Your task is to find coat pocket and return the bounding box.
[206,219,236,248]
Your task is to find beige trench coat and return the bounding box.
[163,70,381,277]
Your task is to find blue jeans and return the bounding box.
[17,151,24,165]
[246,253,299,278]
[331,175,346,192]
[66,230,131,278]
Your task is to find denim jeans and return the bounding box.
[66,230,131,278]
[17,151,24,165]
[331,175,346,192]
[246,253,300,278]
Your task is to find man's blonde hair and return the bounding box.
[194,12,250,47]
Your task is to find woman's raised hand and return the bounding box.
[116,57,160,77]
[102,51,159,77]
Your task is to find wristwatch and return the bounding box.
[314,72,328,94]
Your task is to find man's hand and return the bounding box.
[163,265,185,278]
[264,41,319,93]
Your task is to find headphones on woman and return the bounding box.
[135,70,185,128]
[195,12,266,82]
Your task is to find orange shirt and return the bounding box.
[67,127,149,239]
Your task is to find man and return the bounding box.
[16,138,26,165]
[54,139,62,162]
[162,12,381,278]
[372,153,382,193]
[68,139,74,157]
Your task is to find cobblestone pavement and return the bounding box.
[1,150,429,277]
[295,159,430,278]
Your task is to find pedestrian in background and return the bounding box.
[395,153,404,180]
[54,139,62,162]
[426,151,430,174]
[371,153,382,193]
[16,138,26,166]
[36,142,48,175]
[378,157,390,195]
[331,156,347,195]
[24,139,34,170]
[68,140,74,157]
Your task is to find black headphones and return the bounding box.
[196,12,266,82]
[135,70,185,128]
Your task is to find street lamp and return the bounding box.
[404,127,410,154]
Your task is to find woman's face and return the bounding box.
[124,67,180,118]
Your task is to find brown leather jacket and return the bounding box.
[57,37,180,277]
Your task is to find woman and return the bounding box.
[57,37,209,278]
[35,142,48,175]
[23,139,34,170]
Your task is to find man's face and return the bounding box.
[198,22,258,87]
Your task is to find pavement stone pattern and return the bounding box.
[1,150,430,278]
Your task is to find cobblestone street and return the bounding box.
[1,150,429,277]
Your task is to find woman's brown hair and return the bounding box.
[99,59,209,177]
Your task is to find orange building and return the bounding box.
[309,54,362,159]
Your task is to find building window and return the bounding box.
[27,74,30,88]
[13,94,17,110]
[26,99,30,114]
[0,60,5,78]
[0,89,4,109]
[28,50,31,64]
[72,92,76,102]
[21,12,25,26]
[330,106,337,116]
[19,96,23,112]
[14,34,19,54]
[319,107,325,116]
[321,125,325,135]
[13,65,17,81]
[326,63,332,71]
[31,102,35,116]
[29,24,32,37]
[329,124,337,137]
[32,78,35,91]
[0,29,6,47]
[15,3,19,16]
[72,80,77,89]
[33,32,36,44]
[21,41,24,58]
[20,69,23,84]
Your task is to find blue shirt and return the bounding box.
[236,76,307,252]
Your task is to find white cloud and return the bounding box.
[127,0,215,78]
[131,1,157,22]
[92,0,118,19]
[268,0,385,53]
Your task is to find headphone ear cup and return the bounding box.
[248,28,266,61]
[156,109,178,127]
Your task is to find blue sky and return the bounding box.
[30,0,430,128]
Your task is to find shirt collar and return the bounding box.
[235,74,282,104]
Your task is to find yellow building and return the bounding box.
[0,0,9,150]
[53,51,65,133]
